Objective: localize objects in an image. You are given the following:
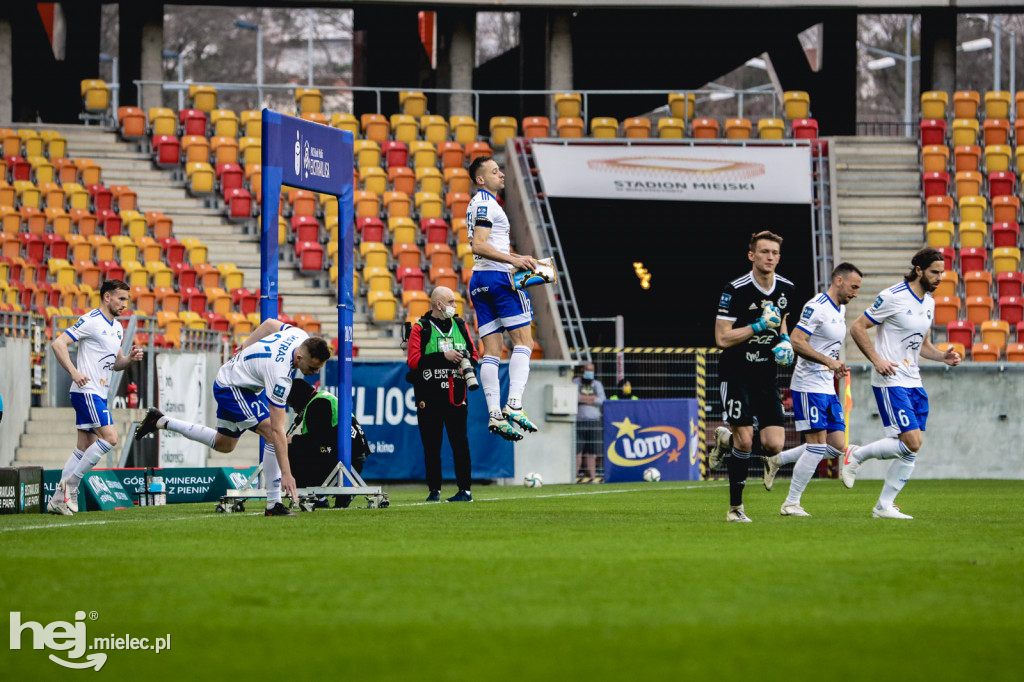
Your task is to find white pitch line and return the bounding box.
[0,483,726,530]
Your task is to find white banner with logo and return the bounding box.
[156,353,207,468]
[531,142,813,204]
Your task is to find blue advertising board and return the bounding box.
[602,399,701,482]
[260,109,354,472]
[324,360,514,480]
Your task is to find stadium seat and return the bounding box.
[522,116,550,138]
[360,114,388,143]
[38,130,66,159]
[210,109,239,137]
[656,117,685,139]
[588,117,617,138]
[185,162,216,195]
[361,241,390,270]
[926,221,954,248]
[421,115,449,145]
[210,137,239,166]
[988,171,1015,199]
[110,235,138,263]
[178,109,208,137]
[946,320,975,347]
[356,217,385,243]
[922,172,950,199]
[922,145,949,173]
[409,141,437,169]
[993,247,1021,274]
[958,196,986,222]
[926,195,954,222]
[952,90,980,118]
[982,118,1010,146]
[420,217,448,244]
[80,79,111,115]
[920,91,948,119]
[369,291,397,323]
[723,118,751,140]
[95,208,121,237]
[951,119,979,146]
[295,88,323,114]
[971,342,1000,362]
[980,320,1010,349]
[555,93,582,119]
[293,313,322,334]
[404,290,430,322]
[290,215,320,244]
[7,156,30,182]
[624,118,652,139]
[556,117,585,138]
[952,145,981,173]
[960,247,988,277]
[444,167,470,195]
[992,196,1020,224]
[239,137,262,166]
[399,90,427,117]
[110,185,138,212]
[668,92,695,120]
[353,140,381,169]
[390,114,419,144]
[965,295,995,325]
[783,91,810,119]
[424,243,453,270]
[354,190,380,219]
[225,188,253,220]
[381,141,409,168]
[465,141,493,162]
[791,118,819,139]
[288,188,318,217]
[959,221,987,249]
[388,166,415,196]
[984,145,1011,172]
[756,118,785,140]
[416,167,443,195]
[691,118,719,139]
[383,191,411,219]
[490,117,517,147]
[445,192,470,221]
[919,119,946,146]
[992,222,1019,249]
[954,171,982,198]
[74,159,102,186]
[181,135,210,164]
[996,272,1024,299]
[450,116,478,145]
[932,296,961,326]
[963,270,992,298]
[999,297,1023,328]
[395,266,425,293]
[186,84,217,112]
[239,111,262,138]
[296,241,324,272]
[935,271,958,299]
[45,207,71,237]
[117,106,149,139]
[429,265,458,290]
[147,107,177,136]
[389,217,417,245]
[1006,342,1024,362]
[983,90,1011,118]
[152,135,181,168]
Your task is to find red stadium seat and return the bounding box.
[420,218,449,244]
[922,172,949,199]
[919,119,946,146]
[381,141,408,168]
[97,259,125,281]
[171,262,197,290]
[999,296,1024,327]
[988,172,1016,199]
[295,241,324,272]
[992,222,1019,249]
[356,217,385,244]
[225,188,252,219]
[152,135,180,168]
[996,272,1024,299]
[937,246,956,271]
[396,266,425,293]
[959,247,987,274]
[946,320,975,348]
[178,109,208,136]
[791,118,819,139]
[217,163,244,195]
[180,286,207,313]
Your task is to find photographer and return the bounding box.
[406,286,479,503]
[286,380,371,508]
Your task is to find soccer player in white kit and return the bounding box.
[466,156,539,442]
[761,263,863,516]
[135,318,331,515]
[844,247,961,519]
[47,280,143,515]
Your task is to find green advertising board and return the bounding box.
[44,467,260,511]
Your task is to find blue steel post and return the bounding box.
[337,130,354,473]
[260,108,281,323]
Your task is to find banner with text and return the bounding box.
[603,399,701,483]
[531,142,812,204]
[324,360,515,480]
[156,353,207,468]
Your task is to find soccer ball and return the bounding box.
[643,467,661,482]
[523,472,543,488]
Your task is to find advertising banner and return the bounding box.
[603,399,701,482]
[531,142,812,204]
[325,360,515,480]
[43,467,261,509]
[156,353,207,468]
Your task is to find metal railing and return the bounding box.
[856,121,916,137]
[133,79,782,124]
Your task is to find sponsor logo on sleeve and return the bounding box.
[273,385,286,400]
[476,206,488,218]
[801,305,814,320]
[872,295,884,309]
[719,293,732,308]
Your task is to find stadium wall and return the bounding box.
[503,360,578,485]
[847,363,1024,479]
[0,337,32,467]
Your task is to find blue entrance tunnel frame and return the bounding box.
[261,109,355,473]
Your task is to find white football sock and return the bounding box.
[878,452,916,508]
[69,439,112,489]
[479,355,501,418]
[777,443,806,466]
[507,345,532,409]
[854,437,908,462]
[163,417,218,448]
[61,449,84,482]
[263,443,282,508]
[825,444,844,460]
[785,444,826,505]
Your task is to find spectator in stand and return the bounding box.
[575,362,606,481]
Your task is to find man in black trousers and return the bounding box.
[406,286,479,502]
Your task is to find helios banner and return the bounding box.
[531,142,812,204]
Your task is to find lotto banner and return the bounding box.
[603,399,701,483]
[324,360,515,480]
[155,353,207,468]
[531,142,813,204]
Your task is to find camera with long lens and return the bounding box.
[458,350,479,390]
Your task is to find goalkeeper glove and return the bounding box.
[772,334,794,366]
[751,302,782,334]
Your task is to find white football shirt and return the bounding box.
[790,293,846,394]
[466,189,512,273]
[64,308,124,398]
[863,282,935,388]
[215,326,308,406]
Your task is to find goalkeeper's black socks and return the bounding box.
[727,448,752,507]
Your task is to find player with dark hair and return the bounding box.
[708,231,796,522]
[842,247,961,519]
[135,318,331,516]
[467,156,539,442]
[47,280,143,515]
[761,262,863,516]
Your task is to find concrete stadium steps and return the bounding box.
[13,407,141,469]
[832,136,925,362]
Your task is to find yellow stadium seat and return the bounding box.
[216,263,244,291]
[926,221,954,248]
[181,237,208,264]
[554,93,582,119]
[450,116,478,145]
[958,196,987,223]
[18,129,43,158]
[415,191,442,220]
[920,91,949,119]
[984,91,1011,119]
[399,91,427,117]
[489,116,517,148]
[390,114,419,144]
[239,137,262,166]
[185,162,215,195]
[783,91,810,119]
[189,85,218,112]
[240,110,262,138]
[668,92,695,120]
[331,113,359,137]
[409,140,437,168]
[983,145,1011,173]
[951,119,979,146]
[958,221,987,249]
[415,166,443,195]
[420,115,449,145]
[295,88,323,114]
[590,117,619,138]
[757,118,785,139]
[358,166,387,196]
[354,140,381,169]
[209,109,239,137]
[148,107,177,136]
[38,130,67,159]
[993,247,1021,274]
[657,118,685,139]
[368,290,398,323]
[389,217,417,245]
[80,79,111,114]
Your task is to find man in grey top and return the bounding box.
[574,362,606,480]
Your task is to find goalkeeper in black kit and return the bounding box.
[709,231,797,523]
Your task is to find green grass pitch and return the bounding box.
[3,479,1022,681]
